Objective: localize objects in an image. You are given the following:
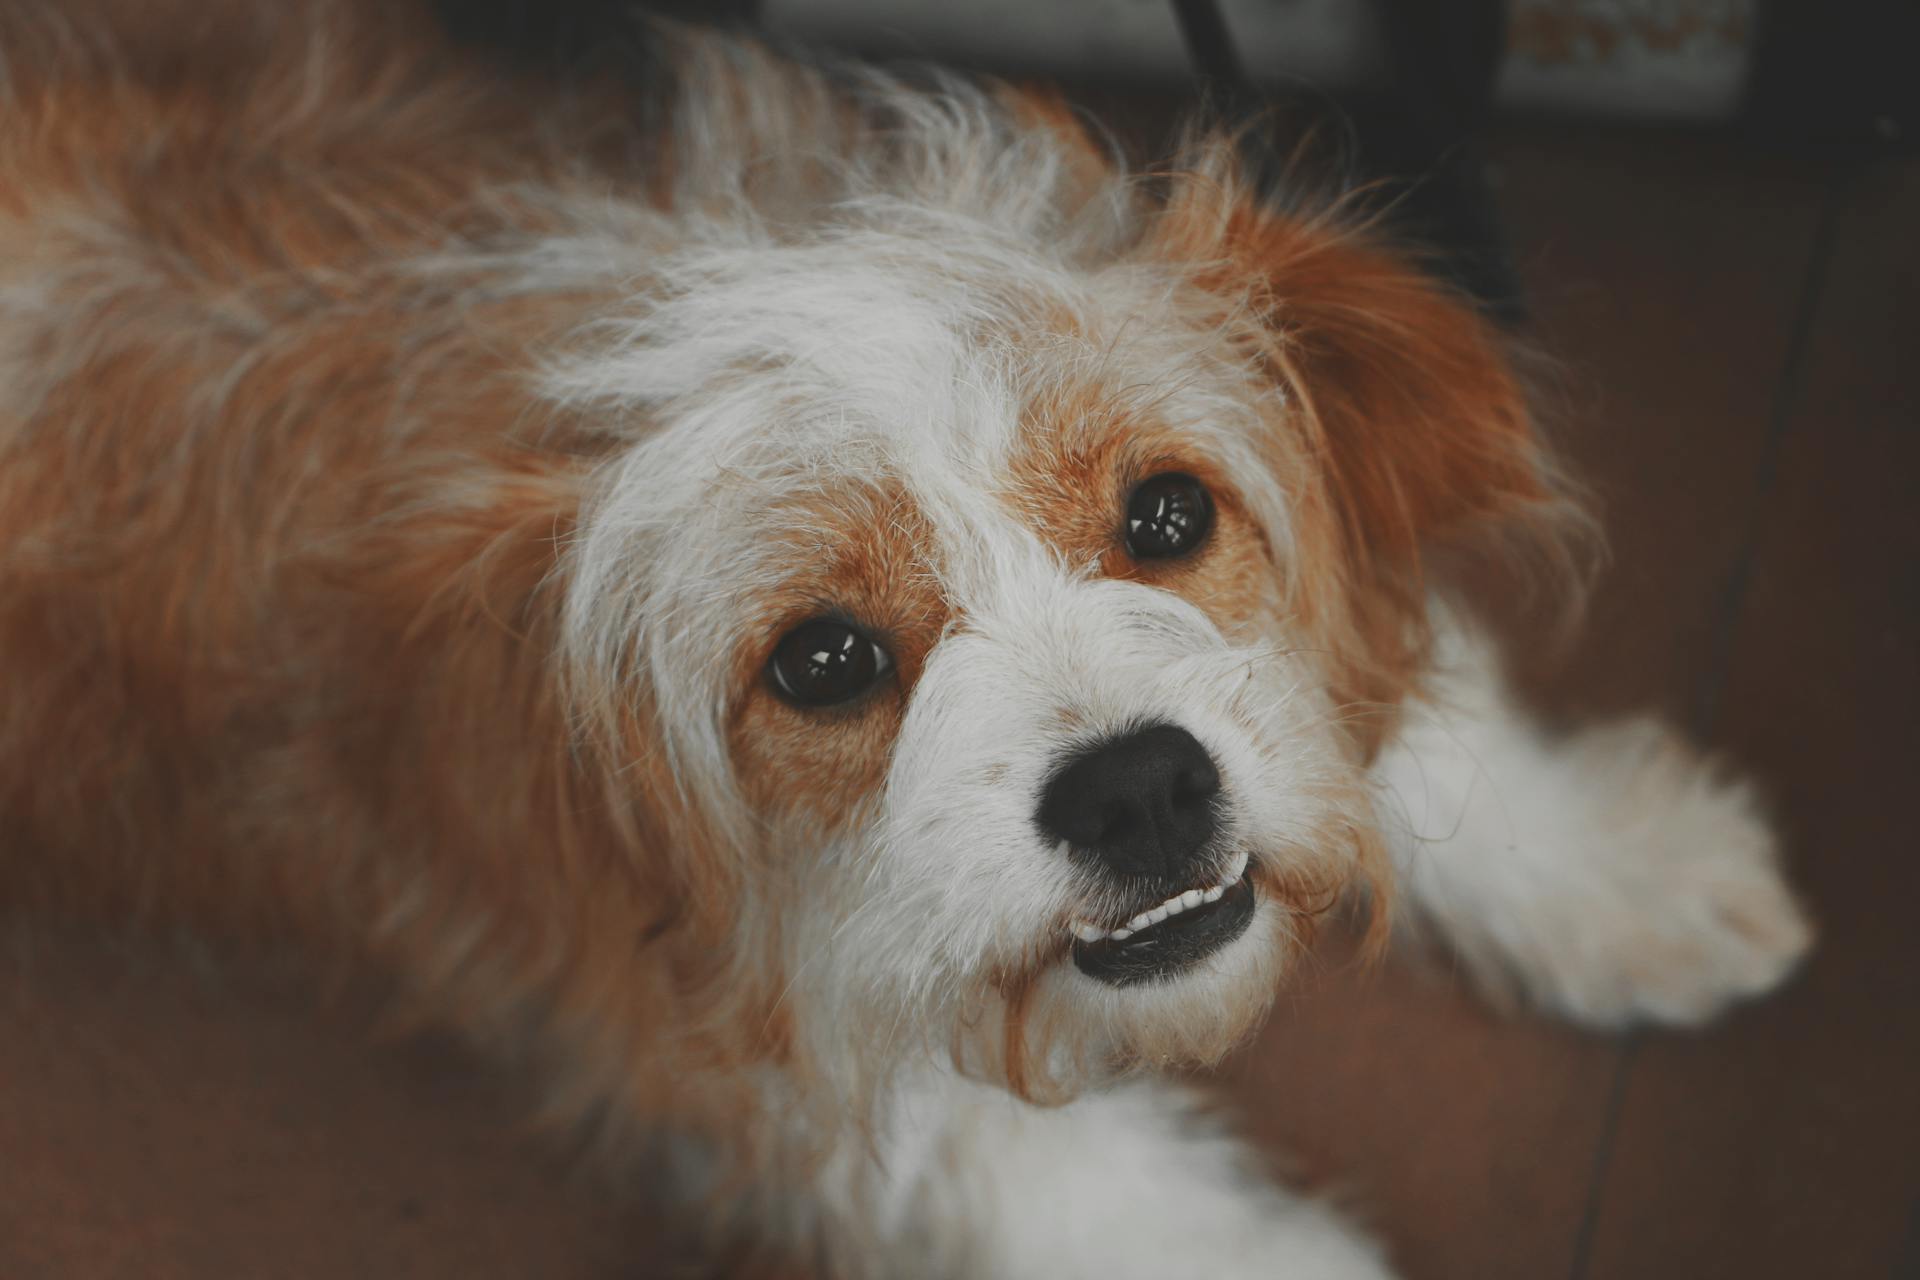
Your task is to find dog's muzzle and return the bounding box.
[1037,722,1256,986]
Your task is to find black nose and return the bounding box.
[1036,723,1222,883]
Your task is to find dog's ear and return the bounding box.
[1156,163,1584,743]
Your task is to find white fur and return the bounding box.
[812,1069,1396,1280]
[1377,613,1814,1027]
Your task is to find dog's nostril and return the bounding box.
[1092,802,1135,849]
[1036,723,1222,883]
[1172,759,1220,806]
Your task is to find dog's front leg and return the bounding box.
[1376,611,1814,1028]
[813,1068,1396,1280]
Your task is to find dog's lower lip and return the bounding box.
[1070,876,1257,987]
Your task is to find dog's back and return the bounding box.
[0,0,628,960]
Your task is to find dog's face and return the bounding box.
[551,124,1562,1100]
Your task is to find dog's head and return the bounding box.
[546,71,1575,1104]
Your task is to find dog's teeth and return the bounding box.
[1075,855,1253,952]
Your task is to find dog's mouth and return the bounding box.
[1066,850,1257,987]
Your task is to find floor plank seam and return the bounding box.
[1687,169,1852,739]
[1563,162,1852,1280]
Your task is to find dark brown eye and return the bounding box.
[769,618,894,708]
[1124,472,1213,560]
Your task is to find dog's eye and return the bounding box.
[1124,472,1213,560]
[769,618,894,708]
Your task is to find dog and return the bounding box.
[0,2,1814,1275]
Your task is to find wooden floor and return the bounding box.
[2,126,1915,1279]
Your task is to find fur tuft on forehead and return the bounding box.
[551,111,1578,788]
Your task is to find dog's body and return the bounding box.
[0,4,1812,1275]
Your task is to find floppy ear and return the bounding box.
[1156,161,1585,746]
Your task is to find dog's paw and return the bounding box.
[919,1079,1402,1280]
[1094,1206,1398,1280]
[1395,710,1818,1031]
[1463,717,1815,1029]
[1239,1212,1400,1280]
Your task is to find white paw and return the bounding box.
[1239,1209,1401,1280]
[914,1079,1402,1280]
[1052,1203,1399,1280]
[1400,716,1815,1030]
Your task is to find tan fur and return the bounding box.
[1150,162,1586,756]
[0,0,785,1161]
[727,484,949,834]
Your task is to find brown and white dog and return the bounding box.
[0,3,1813,1275]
